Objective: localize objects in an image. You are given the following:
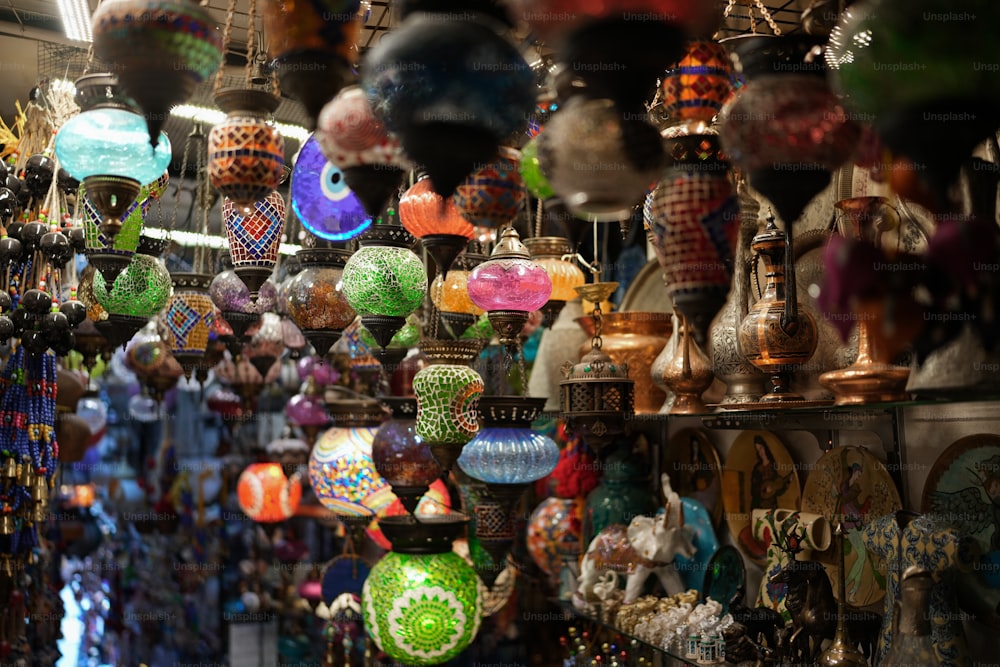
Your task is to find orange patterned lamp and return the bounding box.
[399,176,474,278]
[660,40,735,128]
[237,462,303,523]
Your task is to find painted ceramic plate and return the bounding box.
[722,430,801,565]
[675,497,720,594]
[663,428,724,528]
[702,545,746,614]
[922,433,1000,627]
[802,446,901,607]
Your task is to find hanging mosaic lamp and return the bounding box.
[452,147,525,229]
[80,179,151,287]
[237,462,303,523]
[371,396,440,515]
[362,8,535,199]
[522,236,585,328]
[285,246,356,357]
[92,0,223,146]
[367,479,452,551]
[412,338,485,474]
[316,85,410,218]
[214,352,281,411]
[209,269,277,341]
[536,97,666,223]
[308,395,393,517]
[458,396,557,580]
[399,176,474,278]
[291,134,371,242]
[468,226,552,349]
[223,191,285,302]
[660,40,735,129]
[830,0,1000,211]
[519,135,556,200]
[341,223,426,350]
[260,0,362,126]
[363,515,481,666]
[559,282,634,452]
[55,73,171,257]
[162,272,215,379]
[92,251,173,348]
[208,89,285,207]
[648,129,738,344]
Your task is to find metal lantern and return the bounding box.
[559,283,634,452]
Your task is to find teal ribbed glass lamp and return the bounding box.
[55,74,171,248]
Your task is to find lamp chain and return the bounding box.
[592,301,603,350]
[215,0,238,93]
[245,0,258,88]
[517,342,529,397]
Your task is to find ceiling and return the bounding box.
[0,0,810,167]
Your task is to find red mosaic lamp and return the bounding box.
[223,191,285,303]
[399,176,474,278]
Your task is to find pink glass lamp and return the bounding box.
[468,225,551,349]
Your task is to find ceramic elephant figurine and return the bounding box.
[576,474,697,606]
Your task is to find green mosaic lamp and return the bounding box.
[411,338,485,475]
[341,220,427,353]
[92,249,173,347]
[362,515,482,666]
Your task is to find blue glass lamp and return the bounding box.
[55,74,172,245]
[456,395,556,584]
[291,134,371,242]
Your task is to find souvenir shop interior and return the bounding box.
[0,0,998,665]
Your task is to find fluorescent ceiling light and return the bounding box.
[142,227,302,256]
[57,0,92,42]
[171,104,311,143]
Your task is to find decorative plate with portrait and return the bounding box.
[722,430,802,565]
[663,428,724,528]
[802,446,901,607]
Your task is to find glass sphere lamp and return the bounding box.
[399,175,474,278]
[285,246,357,357]
[468,225,552,350]
[362,515,482,666]
[371,396,441,515]
[341,222,427,351]
[210,269,277,341]
[316,85,411,219]
[92,252,173,348]
[429,249,485,339]
[522,236,585,328]
[285,378,330,448]
[161,272,215,379]
[457,395,556,578]
[55,73,171,255]
[237,462,303,523]
[452,147,524,228]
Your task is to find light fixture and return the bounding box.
[308,395,392,518]
[468,225,552,349]
[285,246,357,356]
[522,236,585,328]
[237,462,302,523]
[57,0,92,42]
[363,516,482,666]
[161,273,215,379]
[412,339,485,474]
[223,191,285,302]
[341,222,427,351]
[453,147,524,228]
[371,397,440,515]
[399,176,474,278]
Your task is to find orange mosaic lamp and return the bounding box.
[399,175,474,278]
[660,40,735,126]
[237,462,303,523]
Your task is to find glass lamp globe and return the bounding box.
[237,462,302,523]
[285,247,357,356]
[371,397,441,515]
[308,421,394,517]
[341,227,427,350]
[362,516,482,666]
[523,236,585,327]
[430,270,482,316]
[399,176,474,277]
[55,79,173,187]
[92,252,172,318]
[457,425,559,485]
[468,226,551,347]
